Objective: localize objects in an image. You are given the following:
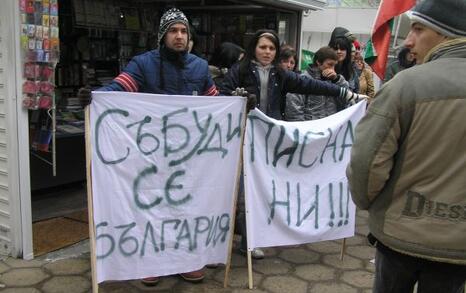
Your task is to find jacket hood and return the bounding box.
[330,27,356,42]
[306,65,321,79]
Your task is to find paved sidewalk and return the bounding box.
[0,210,376,292]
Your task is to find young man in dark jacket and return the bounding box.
[347,0,466,292]
[99,8,217,96]
[285,46,349,121]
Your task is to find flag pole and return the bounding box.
[392,15,402,49]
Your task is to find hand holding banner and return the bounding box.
[243,101,367,250]
[89,92,245,283]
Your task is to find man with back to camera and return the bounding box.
[347,0,466,292]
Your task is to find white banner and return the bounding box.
[90,92,245,283]
[244,101,367,249]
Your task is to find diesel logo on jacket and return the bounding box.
[402,191,466,222]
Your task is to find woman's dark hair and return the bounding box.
[328,36,354,81]
[398,47,416,68]
[209,42,245,69]
[244,29,280,66]
[236,29,284,95]
[313,46,338,65]
[279,45,298,71]
[279,45,296,61]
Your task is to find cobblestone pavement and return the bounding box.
[0,210,377,292]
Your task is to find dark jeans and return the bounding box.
[237,210,247,250]
[236,171,248,250]
[374,242,466,293]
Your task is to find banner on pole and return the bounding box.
[90,92,244,283]
[244,101,367,249]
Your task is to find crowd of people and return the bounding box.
[79,0,466,291]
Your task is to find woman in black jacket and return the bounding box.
[220,29,363,120]
[220,29,366,259]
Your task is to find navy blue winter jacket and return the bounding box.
[100,49,218,96]
[220,62,344,120]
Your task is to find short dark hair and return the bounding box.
[279,45,297,62]
[313,46,338,64]
[279,45,297,71]
[398,47,416,68]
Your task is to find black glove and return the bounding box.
[246,94,257,112]
[232,87,257,112]
[77,86,92,107]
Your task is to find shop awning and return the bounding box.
[252,0,327,11]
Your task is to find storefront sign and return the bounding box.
[244,102,366,249]
[90,92,244,283]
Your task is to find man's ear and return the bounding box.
[315,60,321,67]
[434,31,451,41]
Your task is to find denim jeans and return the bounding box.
[373,242,466,293]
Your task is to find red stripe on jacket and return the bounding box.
[204,85,219,96]
[115,72,138,92]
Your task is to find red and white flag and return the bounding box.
[365,0,416,79]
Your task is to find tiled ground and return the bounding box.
[0,210,377,292]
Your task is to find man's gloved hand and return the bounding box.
[344,89,368,106]
[232,87,257,111]
[77,86,92,106]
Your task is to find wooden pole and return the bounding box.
[224,101,248,288]
[85,107,99,293]
[247,250,253,289]
[243,106,255,290]
[340,238,347,261]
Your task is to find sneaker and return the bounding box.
[179,269,205,283]
[240,248,265,259]
[141,276,160,286]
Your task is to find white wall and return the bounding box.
[302,7,377,33]
[300,7,377,52]
[299,7,383,90]
[0,0,29,258]
[0,0,33,259]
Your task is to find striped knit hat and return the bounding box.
[157,8,190,46]
[410,0,466,37]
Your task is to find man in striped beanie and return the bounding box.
[157,7,190,48]
[347,0,466,292]
[79,7,218,286]
[407,0,466,63]
[89,7,218,96]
